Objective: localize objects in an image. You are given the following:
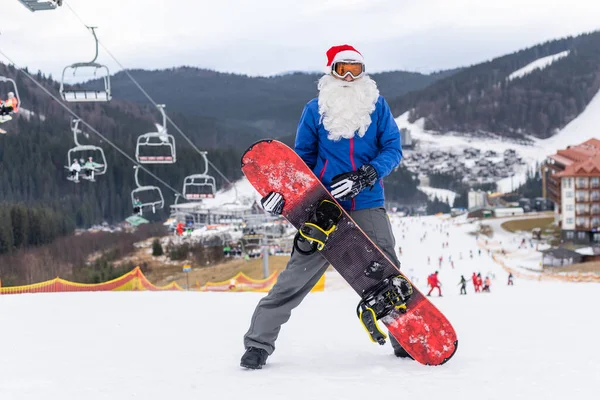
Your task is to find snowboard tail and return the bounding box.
[241,139,458,366]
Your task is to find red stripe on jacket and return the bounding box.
[319,159,328,180]
[350,138,356,211]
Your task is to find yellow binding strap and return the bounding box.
[298,222,337,250]
[359,307,387,343]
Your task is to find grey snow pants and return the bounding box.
[243,207,404,355]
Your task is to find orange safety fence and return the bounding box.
[0,266,325,295]
[199,271,325,293]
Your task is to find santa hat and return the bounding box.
[326,44,364,69]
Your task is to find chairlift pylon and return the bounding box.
[182,152,216,200]
[18,0,62,12]
[131,166,164,215]
[0,76,22,127]
[136,104,176,164]
[64,119,107,182]
[59,27,112,102]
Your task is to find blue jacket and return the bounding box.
[294,95,402,211]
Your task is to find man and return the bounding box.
[82,156,104,181]
[67,159,81,183]
[0,92,18,121]
[427,271,442,297]
[132,198,143,216]
[458,275,467,295]
[241,44,405,369]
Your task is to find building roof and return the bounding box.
[541,247,583,259]
[546,137,600,178]
[555,157,600,177]
[548,139,600,167]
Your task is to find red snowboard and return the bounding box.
[241,140,457,365]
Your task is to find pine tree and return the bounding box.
[152,239,164,256]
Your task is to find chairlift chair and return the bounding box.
[182,152,216,200]
[0,76,22,124]
[131,166,164,215]
[135,104,176,164]
[59,27,112,103]
[65,119,107,182]
[183,174,216,200]
[18,0,61,12]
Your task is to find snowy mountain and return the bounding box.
[389,31,600,140]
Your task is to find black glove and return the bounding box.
[261,191,285,215]
[330,164,378,201]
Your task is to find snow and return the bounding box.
[507,51,570,81]
[1,214,599,399]
[418,185,457,205]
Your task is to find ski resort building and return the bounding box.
[169,201,262,227]
[544,138,600,243]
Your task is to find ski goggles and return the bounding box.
[331,61,365,79]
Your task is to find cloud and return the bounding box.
[1,0,598,78]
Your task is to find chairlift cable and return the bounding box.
[0,48,183,197]
[62,1,239,202]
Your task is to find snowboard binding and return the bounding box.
[357,274,413,345]
[293,199,343,255]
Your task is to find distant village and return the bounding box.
[402,145,527,187]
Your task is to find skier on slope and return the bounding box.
[458,275,467,295]
[240,44,404,369]
[508,272,514,286]
[482,276,491,292]
[427,271,442,297]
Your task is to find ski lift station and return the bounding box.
[169,200,261,228]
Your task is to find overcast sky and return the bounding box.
[1,0,599,79]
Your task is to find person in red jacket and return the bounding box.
[427,271,442,297]
[476,273,483,292]
[471,272,479,293]
[176,222,185,236]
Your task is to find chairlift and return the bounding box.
[18,0,62,12]
[64,119,107,182]
[131,166,164,215]
[59,27,111,103]
[136,104,176,164]
[182,152,216,200]
[0,76,22,125]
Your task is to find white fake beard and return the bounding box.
[317,74,380,142]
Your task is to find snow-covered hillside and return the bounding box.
[396,84,600,194]
[1,215,598,400]
[507,51,570,81]
[418,185,457,205]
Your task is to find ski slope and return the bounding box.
[507,51,570,81]
[1,215,599,400]
[418,185,457,205]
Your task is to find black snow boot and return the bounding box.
[240,347,269,369]
[394,346,415,360]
